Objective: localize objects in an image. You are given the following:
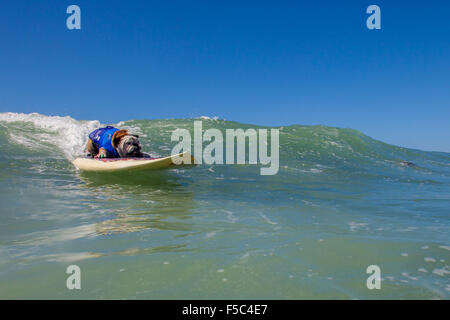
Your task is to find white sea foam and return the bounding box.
[348,222,368,232]
[432,266,450,277]
[401,272,418,281]
[0,112,101,160]
[198,115,220,121]
[259,212,278,225]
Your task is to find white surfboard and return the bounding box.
[72,152,196,172]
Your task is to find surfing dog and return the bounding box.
[86,126,147,158]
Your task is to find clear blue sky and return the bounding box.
[0,1,449,152]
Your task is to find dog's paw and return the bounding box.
[96,148,108,159]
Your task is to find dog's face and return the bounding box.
[116,134,143,158]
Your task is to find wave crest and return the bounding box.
[0,112,101,160]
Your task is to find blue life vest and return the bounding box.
[88,126,120,157]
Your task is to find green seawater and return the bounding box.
[0,112,449,299]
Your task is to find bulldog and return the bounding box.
[86,126,147,158]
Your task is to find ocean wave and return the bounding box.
[0,112,101,160]
[0,112,449,176]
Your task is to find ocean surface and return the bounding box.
[0,112,449,299]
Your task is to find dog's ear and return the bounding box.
[111,130,129,148]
